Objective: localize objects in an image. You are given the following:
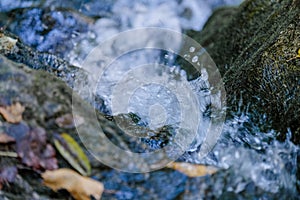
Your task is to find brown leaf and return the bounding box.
[0,133,15,143]
[167,162,218,177]
[0,102,25,123]
[42,168,104,200]
[16,127,58,170]
[55,114,75,129]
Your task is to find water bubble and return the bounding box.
[192,56,198,63]
[183,54,190,59]
[189,46,195,52]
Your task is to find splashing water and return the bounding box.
[70,0,298,195]
[68,0,243,65]
[183,114,298,195]
[3,0,298,197]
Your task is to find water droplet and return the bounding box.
[183,54,190,59]
[189,46,195,52]
[192,56,198,63]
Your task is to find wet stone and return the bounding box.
[2,7,90,58]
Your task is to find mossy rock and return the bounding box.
[185,0,300,143]
[0,54,188,200]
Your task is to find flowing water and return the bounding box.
[1,0,299,199]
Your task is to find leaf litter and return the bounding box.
[167,162,218,177]
[42,168,104,200]
[0,166,18,189]
[0,132,15,143]
[16,127,58,170]
[53,133,91,176]
[0,102,25,123]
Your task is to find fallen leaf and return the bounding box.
[0,133,15,143]
[0,33,18,53]
[55,114,75,129]
[0,166,18,189]
[42,168,103,200]
[167,162,218,177]
[17,127,58,170]
[0,166,17,183]
[53,133,91,176]
[0,102,25,123]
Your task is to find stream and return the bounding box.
[0,0,299,199]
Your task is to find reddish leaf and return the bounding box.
[55,114,75,129]
[16,127,58,170]
[0,166,18,188]
[0,133,15,143]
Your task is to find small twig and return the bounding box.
[0,151,18,157]
[286,56,299,62]
[287,48,300,62]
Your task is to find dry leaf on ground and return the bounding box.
[167,162,218,177]
[17,127,58,170]
[53,133,91,176]
[0,133,15,143]
[0,102,25,123]
[42,168,104,200]
[55,114,75,129]
[0,166,18,189]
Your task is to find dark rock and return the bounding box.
[183,168,297,199]
[0,52,184,199]
[185,0,300,143]
[98,169,187,200]
[0,30,89,89]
